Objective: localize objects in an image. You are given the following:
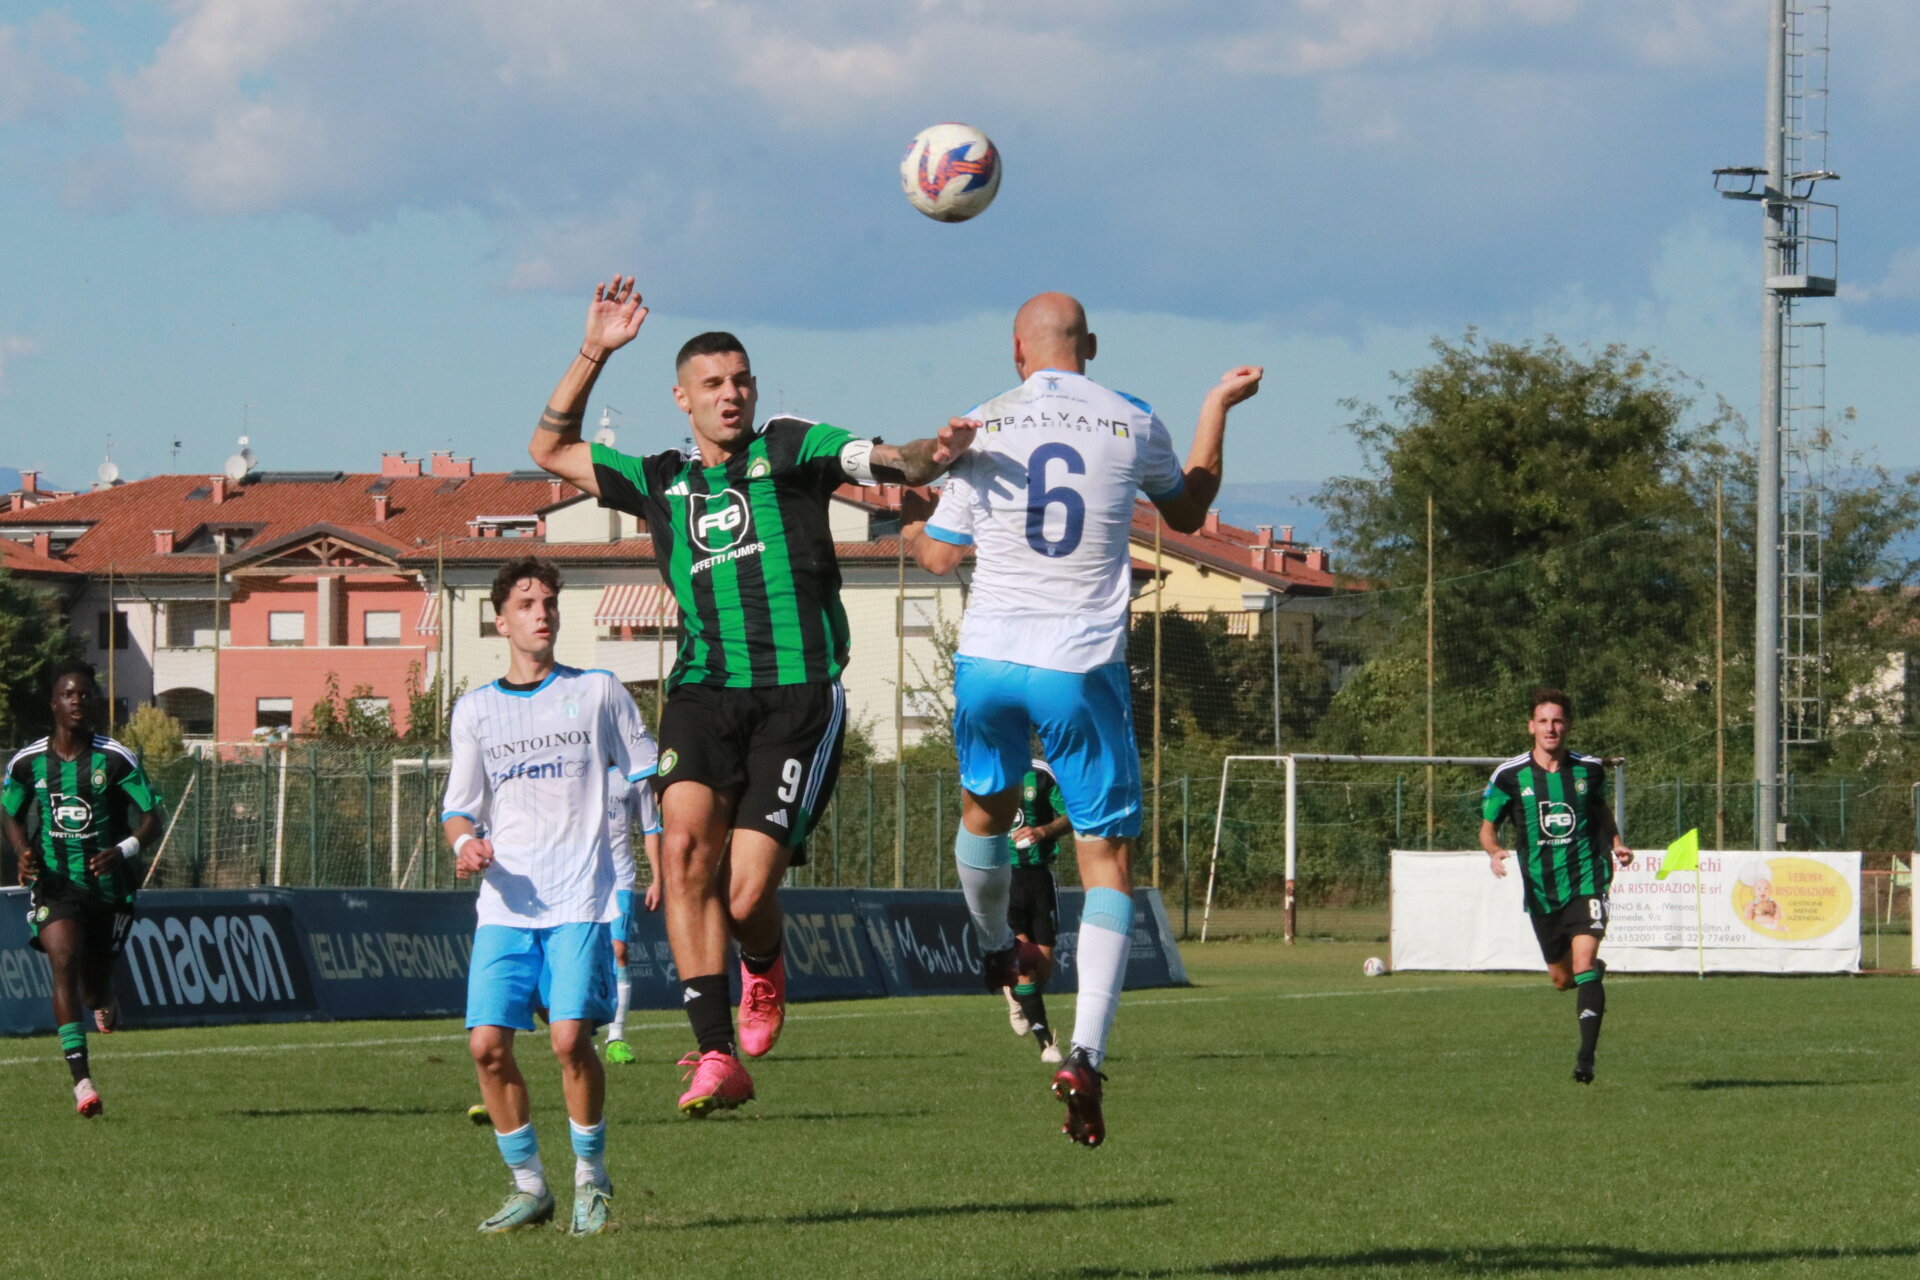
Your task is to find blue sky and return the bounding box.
[3,1,1917,509]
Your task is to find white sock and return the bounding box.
[570,1118,609,1189]
[609,973,631,1041]
[1070,887,1136,1069]
[493,1123,547,1196]
[954,827,1013,954]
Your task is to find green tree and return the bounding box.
[1314,332,1727,762]
[0,568,80,745]
[121,703,187,766]
[304,672,397,742]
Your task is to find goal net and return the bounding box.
[1202,753,1633,943]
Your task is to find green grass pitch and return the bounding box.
[3,941,1915,1279]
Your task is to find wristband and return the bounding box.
[116,836,142,861]
[579,346,606,365]
[454,833,476,855]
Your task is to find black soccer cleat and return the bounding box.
[1573,1059,1595,1085]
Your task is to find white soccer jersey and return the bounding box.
[441,665,659,929]
[604,766,662,897]
[926,370,1185,672]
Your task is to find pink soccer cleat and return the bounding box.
[738,956,787,1058]
[74,1078,103,1119]
[94,997,119,1035]
[677,1050,755,1118]
[1051,1049,1106,1148]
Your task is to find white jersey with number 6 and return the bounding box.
[925,370,1184,673]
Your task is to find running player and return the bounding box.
[442,557,659,1235]
[1004,756,1070,1064]
[2,661,162,1118]
[603,765,662,1065]
[1478,687,1632,1084]
[526,276,975,1116]
[905,291,1262,1146]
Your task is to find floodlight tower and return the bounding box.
[1714,0,1838,851]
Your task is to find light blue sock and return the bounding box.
[1070,887,1136,1068]
[569,1117,609,1189]
[954,827,1013,955]
[494,1122,546,1195]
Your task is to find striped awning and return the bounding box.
[416,592,442,636]
[594,582,679,628]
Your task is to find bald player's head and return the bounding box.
[1013,292,1097,378]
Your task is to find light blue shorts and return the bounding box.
[951,656,1142,839]
[466,921,614,1031]
[612,890,635,952]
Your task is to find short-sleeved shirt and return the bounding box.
[1011,761,1068,868]
[925,371,1185,673]
[604,767,662,897]
[3,735,159,907]
[1481,750,1613,915]
[590,417,859,689]
[441,666,659,930]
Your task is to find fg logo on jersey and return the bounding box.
[49,793,92,834]
[1538,801,1576,841]
[747,457,771,480]
[690,490,752,552]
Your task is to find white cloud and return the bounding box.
[0,335,43,390]
[1841,246,1920,304]
[0,12,89,125]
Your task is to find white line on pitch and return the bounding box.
[0,981,1532,1067]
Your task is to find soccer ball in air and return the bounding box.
[901,123,1002,222]
[1361,957,1388,978]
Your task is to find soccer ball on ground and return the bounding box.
[901,123,1002,222]
[1361,957,1388,978]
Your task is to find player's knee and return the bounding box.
[549,1023,594,1064]
[729,878,774,925]
[469,1030,512,1074]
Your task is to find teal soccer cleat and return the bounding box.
[478,1189,555,1234]
[570,1183,613,1236]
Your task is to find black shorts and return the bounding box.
[1008,864,1060,948]
[1530,894,1609,966]
[27,878,135,959]
[654,681,847,864]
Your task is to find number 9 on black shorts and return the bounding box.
[1529,894,1609,966]
[653,681,847,863]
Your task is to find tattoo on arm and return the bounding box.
[873,438,940,486]
[539,408,583,435]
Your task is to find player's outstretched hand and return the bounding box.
[455,837,496,879]
[584,275,648,354]
[1210,365,1264,409]
[932,417,979,464]
[1487,849,1511,879]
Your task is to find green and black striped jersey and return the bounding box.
[3,735,159,906]
[1012,764,1068,868]
[1481,750,1612,914]
[592,417,858,689]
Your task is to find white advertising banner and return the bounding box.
[1390,850,1861,974]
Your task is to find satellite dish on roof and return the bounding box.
[97,459,121,485]
[223,454,249,483]
[594,406,620,448]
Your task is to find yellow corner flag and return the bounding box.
[1656,828,1701,881]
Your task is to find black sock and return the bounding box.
[683,973,736,1055]
[58,1021,89,1084]
[1574,970,1606,1063]
[1014,984,1050,1043]
[740,944,781,976]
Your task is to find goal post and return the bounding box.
[1203,752,1630,944]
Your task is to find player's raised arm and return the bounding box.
[865,417,980,486]
[528,275,650,498]
[902,471,971,575]
[1150,366,1264,534]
